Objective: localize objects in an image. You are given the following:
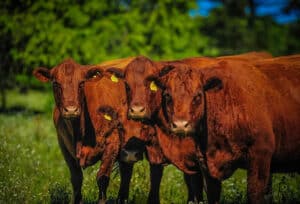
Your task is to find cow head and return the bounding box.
[33,59,101,119]
[156,64,223,136]
[119,120,151,163]
[108,56,163,121]
[82,69,149,164]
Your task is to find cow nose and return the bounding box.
[172,120,190,129]
[63,106,80,117]
[130,106,145,113]
[120,149,142,163]
[128,105,147,119]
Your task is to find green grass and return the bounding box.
[0,89,299,203]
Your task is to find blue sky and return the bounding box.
[191,0,300,24]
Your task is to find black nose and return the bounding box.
[120,149,143,163]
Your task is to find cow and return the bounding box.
[153,57,300,203]
[76,66,203,204]
[32,57,134,204]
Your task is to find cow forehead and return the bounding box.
[166,68,202,95]
[52,61,85,82]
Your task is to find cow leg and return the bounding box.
[247,152,272,204]
[147,164,163,204]
[117,161,134,204]
[58,137,83,204]
[204,172,221,204]
[265,174,273,204]
[184,172,204,203]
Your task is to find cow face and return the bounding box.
[33,59,101,119]
[158,65,223,136]
[84,70,153,163]
[108,56,162,121]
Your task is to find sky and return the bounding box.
[192,0,300,24]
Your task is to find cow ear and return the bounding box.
[204,77,223,92]
[159,65,175,77]
[86,67,103,79]
[33,67,51,82]
[106,67,124,79]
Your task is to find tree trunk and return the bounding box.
[0,83,6,110]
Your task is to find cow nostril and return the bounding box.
[172,122,177,128]
[184,122,189,128]
[139,107,145,113]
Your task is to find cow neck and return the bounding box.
[63,117,81,143]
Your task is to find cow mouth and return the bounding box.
[171,128,195,137]
[127,114,151,122]
[63,113,80,119]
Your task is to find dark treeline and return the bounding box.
[0,0,300,109]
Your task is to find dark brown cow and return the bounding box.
[32,58,133,204]
[76,67,167,204]
[156,58,300,203]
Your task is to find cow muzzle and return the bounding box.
[128,105,149,120]
[120,149,143,163]
[170,120,194,135]
[62,106,81,118]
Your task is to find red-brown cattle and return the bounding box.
[76,67,167,204]
[156,57,300,203]
[110,53,275,203]
[111,56,210,203]
[32,58,133,204]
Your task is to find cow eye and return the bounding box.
[163,92,172,104]
[192,93,202,105]
[91,71,101,78]
[149,81,158,92]
[79,81,84,88]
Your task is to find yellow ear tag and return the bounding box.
[110,74,119,83]
[103,114,112,121]
[150,81,158,92]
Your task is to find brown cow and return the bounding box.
[110,56,211,203]
[32,58,133,204]
[155,58,300,203]
[76,67,167,204]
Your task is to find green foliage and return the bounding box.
[1,0,300,94]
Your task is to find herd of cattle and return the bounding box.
[33,52,300,204]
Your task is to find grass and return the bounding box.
[0,88,299,203]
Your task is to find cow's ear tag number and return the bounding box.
[150,81,158,92]
[103,114,112,121]
[111,74,119,83]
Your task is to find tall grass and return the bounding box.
[0,89,299,203]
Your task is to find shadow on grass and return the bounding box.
[0,105,44,115]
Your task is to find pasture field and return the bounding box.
[0,89,299,203]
